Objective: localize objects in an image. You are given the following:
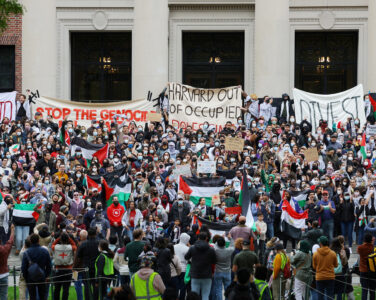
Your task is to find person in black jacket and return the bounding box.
[225,268,259,300]
[276,93,295,124]
[74,227,99,300]
[21,233,52,300]
[184,232,216,300]
[337,192,355,247]
[171,198,191,230]
[154,237,172,287]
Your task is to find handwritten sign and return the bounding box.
[211,194,221,206]
[304,147,319,163]
[172,164,192,178]
[225,136,245,152]
[197,161,216,174]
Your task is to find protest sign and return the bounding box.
[293,84,366,131]
[167,82,242,132]
[304,147,319,163]
[0,91,17,122]
[225,136,245,152]
[197,161,216,174]
[147,112,162,122]
[172,164,192,178]
[367,124,376,137]
[32,96,156,128]
[211,194,221,206]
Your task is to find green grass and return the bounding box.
[7,286,80,300]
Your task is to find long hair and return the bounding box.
[99,240,114,259]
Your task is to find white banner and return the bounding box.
[32,96,156,128]
[167,83,242,132]
[293,84,366,131]
[0,91,17,122]
[367,124,376,137]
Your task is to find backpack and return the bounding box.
[24,251,46,283]
[367,248,376,272]
[334,254,343,274]
[53,244,74,266]
[281,253,292,279]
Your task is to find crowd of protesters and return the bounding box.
[0,90,376,300]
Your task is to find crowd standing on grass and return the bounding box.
[1,90,376,300]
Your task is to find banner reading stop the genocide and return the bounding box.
[32,96,156,128]
[167,83,242,132]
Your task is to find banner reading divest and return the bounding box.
[293,84,366,131]
[167,83,242,132]
[0,91,17,122]
[32,97,156,127]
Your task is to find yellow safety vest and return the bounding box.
[131,272,162,300]
[95,253,114,277]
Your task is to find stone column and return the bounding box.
[254,0,290,97]
[21,0,57,97]
[368,0,376,92]
[132,0,169,100]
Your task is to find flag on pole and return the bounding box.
[103,176,132,206]
[71,137,109,165]
[238,168,256,230]
[280,198,308,239]
[64,130,71,147]
[369,93,376,119]
[83,174,102,193]
[13,203,38,226]
[360,132,367,160]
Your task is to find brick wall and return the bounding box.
[0,14,22,94]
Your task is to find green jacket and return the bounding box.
[261,170,275,193]
[291,251,312,283]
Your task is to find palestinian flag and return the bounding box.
[103,176,132,206]
[360,132,367,160]
[64,131,70,146]
[280,199,308,239]
[369,93,376,118]
[238,168,256,230]
[192,215,236,237]
[13,203,38,226]
[179,176,225,206]
[9,144,20,154]
[71,137,109,164]
[83,174,102,193]
[289,190,310,209]
[0,191,7,203]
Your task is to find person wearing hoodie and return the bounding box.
[130,255,166,299]
[95,240,115,299]
[357,233,376,300]
[174,232,190,300]
[213,236,234,300]
[121,201,143,241]
[276,93,295,124]
[291,240,312,300]
[312,236,338,300]
[184,232,216,300]
[107,196,125,246]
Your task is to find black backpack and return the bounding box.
[24,252,46,283]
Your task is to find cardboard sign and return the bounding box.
[211,194,221,206]
[304,147,319,163]
[147,112,162,122]
[197,161,216,174]
[225,136,245,152]
[367,124,376,137]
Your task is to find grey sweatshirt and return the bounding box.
[214,242,234,273]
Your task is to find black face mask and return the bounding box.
[113,201,119,206]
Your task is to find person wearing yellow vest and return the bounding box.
[272,243,289,300]
[95,240,115,299]
[254,265,272,300]
[130,255,165,300]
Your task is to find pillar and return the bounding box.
[368,0,376,92]
[21,0,56,97]
[254,0,290,97]
[132,0,169,100]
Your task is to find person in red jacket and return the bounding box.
[0,224,14,300]
[357,233,376,300]
[107,196,125,246]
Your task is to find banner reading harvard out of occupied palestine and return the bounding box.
[167,83,242,132]
[293,84,366,131]
[0,91,17,122]
[32,97,156,128]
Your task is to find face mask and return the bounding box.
[355,120,360,125]
[93,168,97,172]
[354,192,360,196]
[6,155,11,159]
[138,127,142,132]
[124,139,129,144]
[37,182,42,187]
[252,123,256,128]
[81,129,86,134]
[203,124,208,130]
[178,200,183,205]
[274,147,278,152]
[109,154,114,159]
[77,173,81,178]
[176,160,181,165]
[65,149,69,154]
[181,145,186,150]
[138,156,143,160]
[337,190,342,194]
[153,157,158,161]
[251,154,256,158]
[348,156,353,161]
[68,128,73,133]
[93,132,98,136]
[291,142,295,147]
[156,179,161,184]
[230,158,235,162]
[218,160,223,164]
[258,143,262,148]
[214,142,220,147]
[290,118,295,122]
[128,144,133,149]
[47,145,51,149]
[344,196,350,200]
[238,120,242,124]
[205,143,210,148]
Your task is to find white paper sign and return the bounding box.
[0,91,17,122]
[172,164,192,178]
[197,161,216,174]
[293,84,366,132]
[367,124,376,137]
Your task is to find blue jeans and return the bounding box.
[191,278,212,300]
[0,276,8,300]
[74,272,83,300]
[310,289,318,300]
[316,280,334,300]
[321,219,334,242]
[15,226,29,251]
[358,227,365,245]
[340,221,353,246]
[124,226,135,241]
[266,222,274,240]
[213,272,231,300]
[360,272,376,300]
